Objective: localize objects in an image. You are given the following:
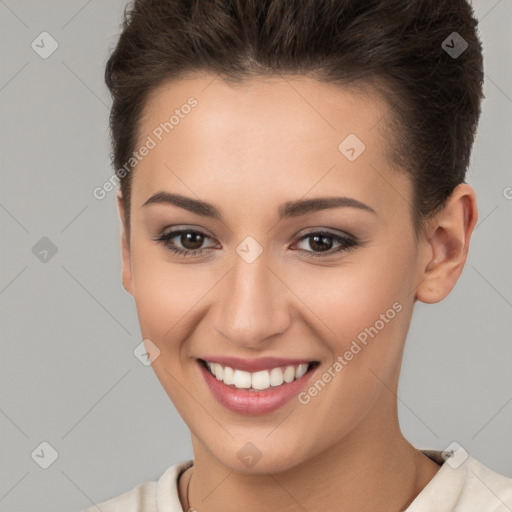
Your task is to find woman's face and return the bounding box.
[120,74,429,473]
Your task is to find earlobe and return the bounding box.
[416,184,478,304]
[117,193,134,296]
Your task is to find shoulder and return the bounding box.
[81,480,158,512]
[408,449,512,511]
[461,454,512,510]
[79,459,193,512]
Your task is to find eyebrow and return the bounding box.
[141,191,376,220]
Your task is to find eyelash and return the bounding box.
[153,229,359,259]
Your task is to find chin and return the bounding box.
[198,431,316,475]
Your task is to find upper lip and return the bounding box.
[199,356,317,373]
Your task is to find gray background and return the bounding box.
[0,1,511,511]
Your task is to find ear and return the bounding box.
[416,183,478,304]
[117,192,134,296]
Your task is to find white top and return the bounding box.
[81,450,512,511]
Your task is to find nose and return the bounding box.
[212,251,291,349]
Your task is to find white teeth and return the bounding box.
[295,363,308,379]
[204,360,313,390]
[233,369,252,389]
[251,370,270,390]
[269,367,284,386]
[223,366,235,385]
[213,363,223,381]
[283,365,296,383]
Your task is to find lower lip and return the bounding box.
[198,360,318,415]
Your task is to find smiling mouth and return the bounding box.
[199,358,320,392]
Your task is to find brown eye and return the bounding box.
[179,231,205,250]
[293,230,358,258]
[308,234,334,252]
[153,228,217,257]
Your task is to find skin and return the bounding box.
[117,74,477,511]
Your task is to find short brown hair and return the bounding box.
[105,0,484,234]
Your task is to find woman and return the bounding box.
[85,0,512,510]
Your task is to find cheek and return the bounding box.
[129,244,212,344]
[286,239,418,418]
[291,253,414,449]
[289,241,416,341]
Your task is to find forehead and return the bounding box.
[140,74,390,156]
[131,74,410,220]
